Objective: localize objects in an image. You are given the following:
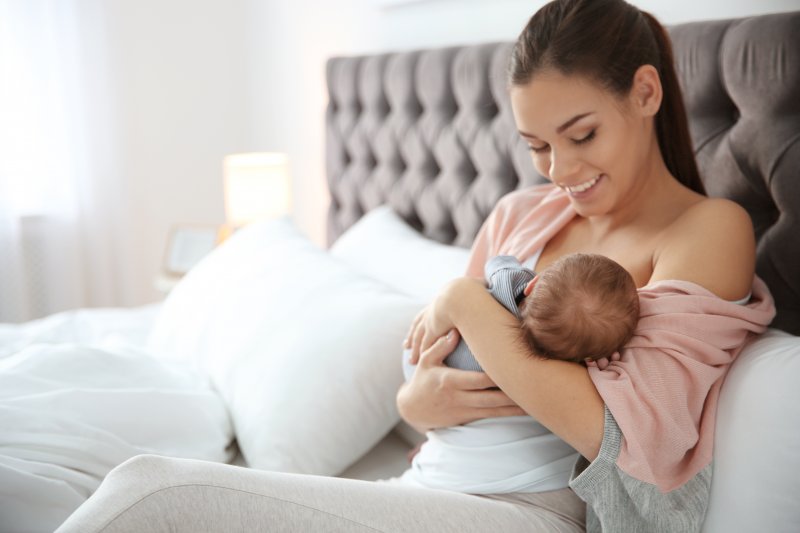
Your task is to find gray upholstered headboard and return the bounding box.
[325,11,800,335]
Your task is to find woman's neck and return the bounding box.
[585,153,693,238]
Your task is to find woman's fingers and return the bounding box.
[418,329,459,368]
[404,307,426,349]
[399,330,528,431]
[458,390,528,424]
[420,330,436,354]
[447,368,498,390]
[410,322,427,363]
[463,388,520,409]
[454,403,528,425]
[475,405,528,419]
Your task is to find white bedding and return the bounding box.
[0,305,234,532]
[2,210,799,532]
[0,304,162,359]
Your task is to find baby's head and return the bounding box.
[519,253,639,363]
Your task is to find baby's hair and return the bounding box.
[519,253,639,362]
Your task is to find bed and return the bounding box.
[2,10,799,533]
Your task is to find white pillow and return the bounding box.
[330,205,471,302]
[703,328,800,532]
[330,207,473,447]
[148,218,423,476]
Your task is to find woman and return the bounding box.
[400,0,775,530]
[57,1,774,531]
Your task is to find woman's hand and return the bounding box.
[397,329,527,433]
[403,279,466,364]
[403,305,450,366]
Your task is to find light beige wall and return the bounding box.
[112,0,797,306]
[245,0,799,249]
[101,0,250,305]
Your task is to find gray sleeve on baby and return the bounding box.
[484,255,536,320]
[443,256,535,372]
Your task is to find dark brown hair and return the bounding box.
[508,0,706,195]
[520,253,640,362]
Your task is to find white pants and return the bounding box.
[56,455,586,532]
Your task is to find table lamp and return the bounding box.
[219,152,291,242]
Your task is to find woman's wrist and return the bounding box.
[442,276,484,326]
[396,382,425,433]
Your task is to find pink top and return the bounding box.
[465,184,776,492]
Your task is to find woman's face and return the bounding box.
[509,70,655,218]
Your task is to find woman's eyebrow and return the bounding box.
[556,112,594,133]
[518,112,596,139]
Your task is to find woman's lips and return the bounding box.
[563,174,604,198]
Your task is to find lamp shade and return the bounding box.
[223,152,291,227]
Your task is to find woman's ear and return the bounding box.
[630,64,662,118]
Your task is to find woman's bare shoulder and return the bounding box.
[651,197,756,300]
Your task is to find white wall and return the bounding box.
[99,0,251,305]
[105,0,797,306]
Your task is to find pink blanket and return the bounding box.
[466,184,776,492]
[594,278,774,491]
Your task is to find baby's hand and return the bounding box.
[585,352,621,370]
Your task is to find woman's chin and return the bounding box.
[569,199,609,218]
[562,175,613,216]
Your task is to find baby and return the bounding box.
[396,253,640,494]
[405,252,640,378]
[517,252,640,364]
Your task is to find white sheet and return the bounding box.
[0,305,234,532]
[0,303,162,358]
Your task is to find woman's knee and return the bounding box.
[56,455,181,532]
[109,454,177,484]
[97,453,192,503]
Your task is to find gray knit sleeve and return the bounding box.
[569,406,712,533]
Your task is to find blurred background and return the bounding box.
[1,0,796,322]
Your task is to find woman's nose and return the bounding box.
[548,150,581,184]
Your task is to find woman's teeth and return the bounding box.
[566,175,600,194]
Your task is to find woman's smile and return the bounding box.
[560,174,605,199]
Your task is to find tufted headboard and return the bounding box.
[325,11,800,335]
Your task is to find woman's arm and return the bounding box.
[445,277,605,460]
[403,277,605,460]
[398,198,757,466]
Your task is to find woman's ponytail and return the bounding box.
[640,12,706,195]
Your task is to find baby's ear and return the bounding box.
[523,276,538,297]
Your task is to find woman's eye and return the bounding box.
[573,129,596,145]
[527,129,595,153]
[527,144,549,154]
